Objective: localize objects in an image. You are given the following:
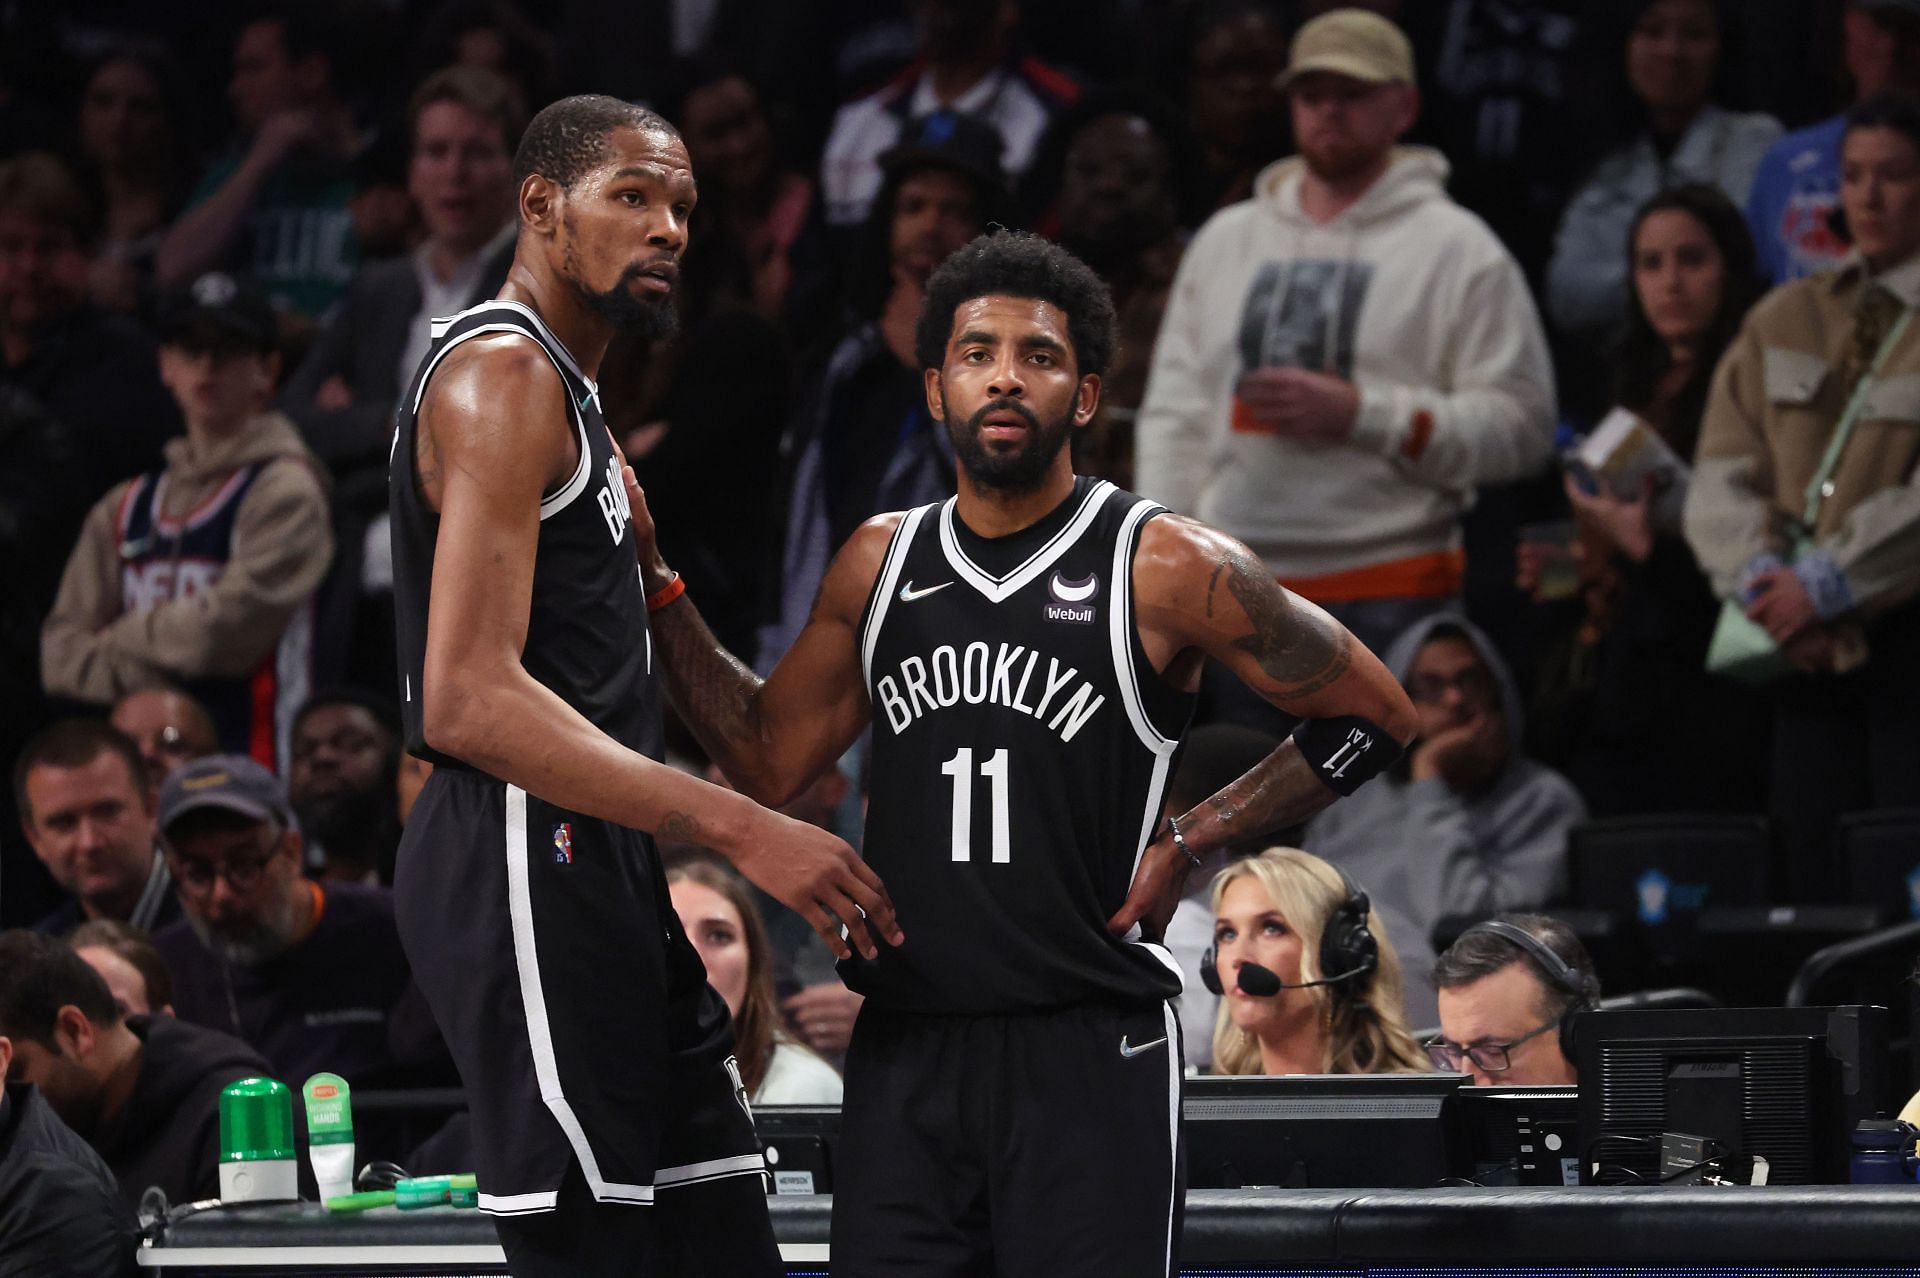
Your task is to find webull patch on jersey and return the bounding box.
[1045,571,1099,624]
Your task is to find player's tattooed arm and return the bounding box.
[1108,518,1416,939]
[624,464,893,806]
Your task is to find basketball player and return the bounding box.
[386,95,899,1277]
[628,230,1418,1276]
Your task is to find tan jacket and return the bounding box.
[41,411,333,703]
[1686,253,1920,616]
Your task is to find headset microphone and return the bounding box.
[1235,963,1282,996]
[1228,961,1371,997]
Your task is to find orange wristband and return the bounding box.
[646,572,686,612]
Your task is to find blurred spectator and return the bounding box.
[109,688,219,790]
[756,111,1001,669]
[1035,95,1188,488]
[68,919,174,1018]
[1526,186,1770,816]
[0,1011,136,1278]
[1136,9,1555,678]
[288,689,401,885]
[1403,1,1607,285]
[1685,91,1920,900]
[675,63,818,322]
[1429,913,1596,1087]
[1747,0,1920,285]
[0,152,181,495]
[74,49,186,315]
[1206,848,1427,1076]
[41,273,332,770]
[0,930,268,1213]
[151,755,415,1087]
[414,0,556,112]
[1180,1,1291,224]
[1306,615,1586,947]
[666,854,843,1104]
[1546,0,1781,343]
[820,0,1078,233]
[15,720,179,938]
[282,66,523,474]
[155,8,364,317]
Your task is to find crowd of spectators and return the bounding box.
[2,0,1919,1233]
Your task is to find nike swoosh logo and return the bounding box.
[1119,1034,1167,1059]
[899,580,952,603]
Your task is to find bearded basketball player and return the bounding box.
[625,230,1418,1277]
[387,94,900,1277]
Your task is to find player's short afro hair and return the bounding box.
[914,231,1118,379]
[512,94,678,189]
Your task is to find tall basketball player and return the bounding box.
[629,230,1418,1276]
[387,95,899,1277]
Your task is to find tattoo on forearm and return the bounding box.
[1218,550,1352,696]
[1195,744,1334,847]
[649,600,768,763]
[658,810,700,844]
[1206,562,1226,619]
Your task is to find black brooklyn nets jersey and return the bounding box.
[389,300,661,769]
[849,476,1196,1012]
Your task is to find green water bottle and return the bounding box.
[219,1077,298,1202]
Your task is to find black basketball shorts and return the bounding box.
[394,768,764,1212]
[830,999,1184,1277]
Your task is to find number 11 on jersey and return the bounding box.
[940,748,1011,863]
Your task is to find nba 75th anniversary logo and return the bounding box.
[1047,572,1099,624]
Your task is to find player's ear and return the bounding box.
[923,367,946,423]
[1073,373,1101,427]
[520,174,558,236]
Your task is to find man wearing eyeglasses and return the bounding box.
[1304,614,1585,948]
[150,755,416,1090]
[1428,913,1598,1086]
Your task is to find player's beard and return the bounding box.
[575,265,678,339]
[946,395,1075,493]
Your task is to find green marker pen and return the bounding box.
[302,1073,355,1203]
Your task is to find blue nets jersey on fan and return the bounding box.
[847,476,1197,1012]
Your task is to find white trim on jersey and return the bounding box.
[936,480,1115,603]
[503,784,657,1208]
[428,298,599,397]
[405,316,594,522]
[860,504,931,687]
[1159,998,1182,1278]
[1108,499,1177,753]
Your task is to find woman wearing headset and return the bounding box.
[1206,848,1427,1076]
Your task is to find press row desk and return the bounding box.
[140,1187,1920,1275]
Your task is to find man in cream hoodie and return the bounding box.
[1136,9,1555,705]
[42,273,332,771]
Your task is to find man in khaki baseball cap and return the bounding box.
[1276,7,1415,91]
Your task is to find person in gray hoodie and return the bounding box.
[1304,613,1587,948]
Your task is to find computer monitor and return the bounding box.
[1576,1005,1887,1185]
[753,1105,838,1196]
[1182,1074,1468,1189]
[1452,1085,1581,1186]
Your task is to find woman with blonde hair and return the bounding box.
[1207,848,1427,1076]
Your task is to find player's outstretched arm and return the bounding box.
[1108,515,1418,938]
[624,465,891,807]
[416,343,898,959]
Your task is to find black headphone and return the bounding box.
[1199,861,1379,996]
[1455,919,1601,1061]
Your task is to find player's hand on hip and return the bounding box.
[1106,835,1191,944]
[618,462,672,593]
[729,811,903,962]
